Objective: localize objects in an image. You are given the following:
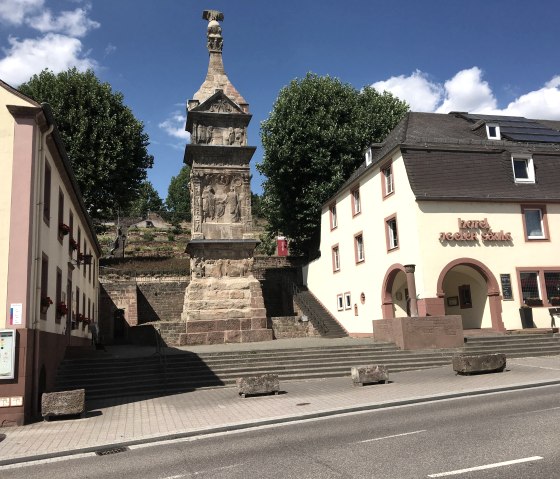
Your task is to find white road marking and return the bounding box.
[507,405,560,418]
[427,456,543,477]
[509,361,560,371]
[356,429,426,443]
[162,463,243,478]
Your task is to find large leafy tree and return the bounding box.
[18,68,153,218]
[258,73,408,255]
[126,181,164,217]
[165,165,191,223]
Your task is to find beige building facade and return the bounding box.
[304,112,560,336]
[0,80,100,425]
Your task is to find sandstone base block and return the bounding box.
[180,273,273,345]
[452,353,506,375]
[374,316,463,350]
[41,389,85,420]
[236,374,280,397]
[351,365,389,386]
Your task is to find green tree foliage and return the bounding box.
[165,164,191,224]
[251,192,263,218]
[258,73,408,255]
[126,181,164,217]
[18,68,153,218]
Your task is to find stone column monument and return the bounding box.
[179,10,273,345]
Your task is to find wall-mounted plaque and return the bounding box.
[500,274,513,300]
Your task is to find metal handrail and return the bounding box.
[290,281,329,335]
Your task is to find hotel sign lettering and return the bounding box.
[439,218,512,242]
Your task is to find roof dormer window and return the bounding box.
[512,155,535,183]
[365,148,373,166]
[486,123,501,140]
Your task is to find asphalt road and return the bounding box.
[3,384,560,478]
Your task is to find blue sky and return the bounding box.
[1,0,559,198]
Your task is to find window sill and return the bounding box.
[383,191,395,200]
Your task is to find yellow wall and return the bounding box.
[35,145,99,337]
[305,150,421,334]
[306,146,560,333]
[416,201,560,329]
[0,85,35,329]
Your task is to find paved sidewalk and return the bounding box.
[2,355,560,466]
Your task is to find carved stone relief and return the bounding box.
[192,123,247,146]
[200,174,244,224]
[191,257,254,279]
[209,99,234,113]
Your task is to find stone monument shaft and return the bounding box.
[179,10,273,345]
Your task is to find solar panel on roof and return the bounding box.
[501,127,551,134]
[502,133,560,143]
[459,112,560,143]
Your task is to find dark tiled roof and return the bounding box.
[327,112,560,205]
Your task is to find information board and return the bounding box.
[0,329,16,380]
[500,274,513,300]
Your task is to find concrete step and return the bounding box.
[55,334,560,400]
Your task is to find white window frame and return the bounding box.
[355,234,364,263]
[524,208,545,239]
[330,204,337,229]
[387,218,398,250]
[332,246,340,272]
[352,188,361,215]
[344,292,352,310]
[365,148,373,166]
[336,294,343,311]
[512,155,535,183]
[486,123,501,140]
[383,164,394,195]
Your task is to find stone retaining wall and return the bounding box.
[270,316,321,339]
[99,276,189,344]
[98,257,311,345]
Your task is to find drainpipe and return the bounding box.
[31,121,54,418]
[404,264,419,317]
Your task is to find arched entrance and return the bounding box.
[381,264,410,318]
[437,258,504,331]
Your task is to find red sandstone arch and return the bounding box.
[436,258,504,331]
[381,263,406,319]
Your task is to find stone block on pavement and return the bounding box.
[41,389,85,420]
[236,374,280,398]
[351,365,389,386]
[453,353,506,375]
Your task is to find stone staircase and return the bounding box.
[292,285,348,338]
[54,333,560,401]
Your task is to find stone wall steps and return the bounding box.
[54,333,560,400]
[56,353,456,384]
[55,344,560,387]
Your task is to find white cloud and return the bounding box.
[104,43,116,57]
[0,0,43,25]
[372,70,441,112]
[373,68,560,120]
[159,112,190,141]
[498,77,560,119]
[0,33,97,86]
[435,67,496,114]
[27,7,100,37]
